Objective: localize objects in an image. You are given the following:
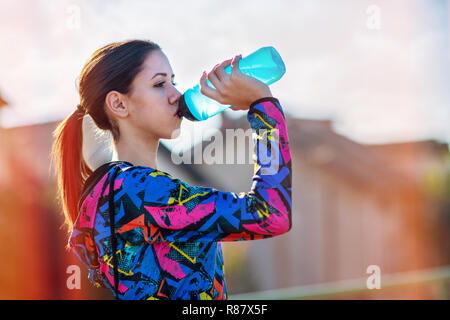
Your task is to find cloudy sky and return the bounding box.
[0,0,449,148]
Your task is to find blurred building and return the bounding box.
[0,109,448,299]
[162,113,450,299]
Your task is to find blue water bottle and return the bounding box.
[177,46,286,121]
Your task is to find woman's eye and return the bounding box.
[154,81,177,88]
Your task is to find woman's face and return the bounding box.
[120,49,183,140]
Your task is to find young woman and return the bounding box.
[51,40,292,300]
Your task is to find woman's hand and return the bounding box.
[199,54,273,111]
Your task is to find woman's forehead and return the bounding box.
[141,50,174,79]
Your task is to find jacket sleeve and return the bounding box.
[113,97,292,242]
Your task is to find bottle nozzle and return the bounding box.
[177,94,199,121]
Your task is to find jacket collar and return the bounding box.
[78,161,133,212]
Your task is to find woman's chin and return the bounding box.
[166,127,181,140]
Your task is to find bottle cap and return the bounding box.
[177,94,199,121]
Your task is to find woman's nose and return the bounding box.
[169,86,182,105]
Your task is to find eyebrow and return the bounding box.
[151,72,175,80]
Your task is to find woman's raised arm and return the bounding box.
[104,97,292,242]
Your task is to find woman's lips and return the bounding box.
[174,105,182,118]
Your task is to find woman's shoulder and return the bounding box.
[104,161,180,193]
[78,160,181,211]
[78,161,134,211]
[113,162,176,181]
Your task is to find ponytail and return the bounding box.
[50,40,161,244]
[51,106,92,242]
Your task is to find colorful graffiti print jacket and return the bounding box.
[69,97,292,300]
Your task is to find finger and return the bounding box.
[199,71,220,100]
[215,58,232,70]
[216,58,233,70]
[231,54,242,75]
[214,58,232,81]
[215,60,231,82]
[207,68,225,92]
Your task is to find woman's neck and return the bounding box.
[113,132,159,169]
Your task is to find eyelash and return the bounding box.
[155,81,177,88]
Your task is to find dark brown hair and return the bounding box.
[51,40,161,238]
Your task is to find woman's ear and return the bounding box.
[105,91,128,118]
